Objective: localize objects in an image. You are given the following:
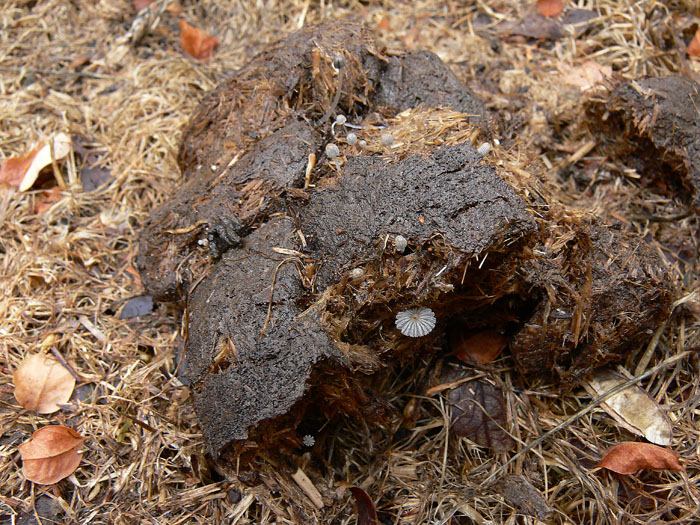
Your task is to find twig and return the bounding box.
[50,348,82,382]
[437,350,693,525]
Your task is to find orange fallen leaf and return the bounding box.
[596,442,683,475]
[377,15,392,32]
[687,28,700,57]
[537,0,564,17]
[19,425,85,484]
[14,353,76,414]
[450,328,507,365]
[0,133,71,191]
[132,0,153,11]
[179,19,218,60]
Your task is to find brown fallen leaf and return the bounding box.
[179,19,218,60]
[349,487,378,525]
[449,378,514,452]
[132,0,153,11]
[596,442,683,475]
[538,0,564,17]
[19,425,85,484]
[687,28,700,57]
[377,15,392,32]
[497,14,565,41]
[0,133,71,191]
[33,187,63,215]
[450,328,506,365]
[14,353,76,414]
[584,368,672,446]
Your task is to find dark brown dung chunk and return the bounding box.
[137,19,675,458]
[376,50,488,117]
[585,76,700,210]
[511,218,673,380]
[186,217,338,453]
[137,120,321,301]
[302,143,535,291]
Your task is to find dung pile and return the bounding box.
[136,19,674,458]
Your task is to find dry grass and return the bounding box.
[1,0,699,523]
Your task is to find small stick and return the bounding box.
[50,347,82,382]
[291,468,324,509]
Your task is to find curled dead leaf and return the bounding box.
[349,487,378,525]
[538,0,564,18]
[179,20,218,60]
[449,378,514,452]
[0,133,71,191]
[450,328,506,365]
[584,368,672,445]
[19,425,85,484]
[687,28,700,57]
[14,353,76,414]
[596,442,683,475]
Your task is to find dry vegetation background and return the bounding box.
[1,0,700,523]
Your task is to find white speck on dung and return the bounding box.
[477,142,491,156]
[346,132,357,145]
[303,434,315,447]
[350,267,364,279]
[381,133,394,147]
[335,114,347,125]
[325,143,340,158]
[394,235,407,253]
[395,307,436,338]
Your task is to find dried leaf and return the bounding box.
[450,328,506,365]
[497,14,564,41]
[80,165,112,192]
[349,487,378,525]
[687,28,700,57]
[14,354,76,414]
[19,425,85,484]
[500,475,553,520]
[33,187,62,215]
[119,295,154,319]
[0,133,71,191]
[132,0,153,11]
[538,0,564,18]
[596,442,683,475]
[449,378,514,452]
[584,369,672,445]
[179,20,218,60]
[377,15,392,31]
[558,61,612,91]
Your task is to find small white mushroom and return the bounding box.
[346,132,358,145]
[477,142,492,156]
[302,434,315,447]
[395,307,436,338]
[335,114,347,125]
[350,267,364,279]
[358,139,367,148]
[394,235,407,253]
[381,132,394,147]
[325,143,340,158]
